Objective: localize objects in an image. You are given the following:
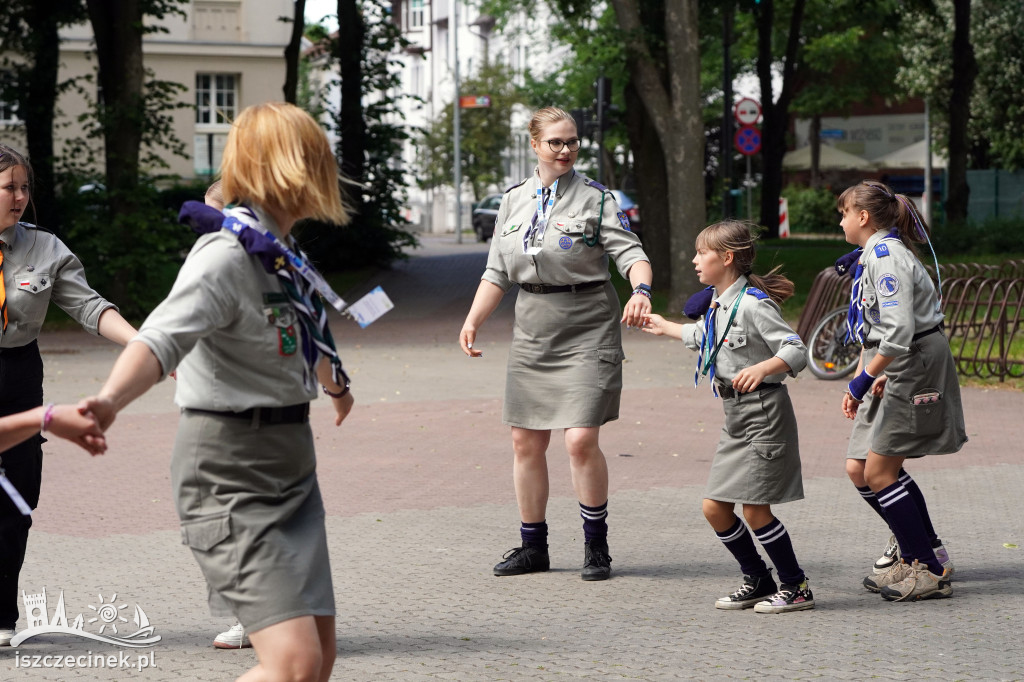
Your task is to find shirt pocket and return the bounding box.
[723,325,748,350]
[498,220,524,254]
[12,272,54,325]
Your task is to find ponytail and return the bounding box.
[696,220,795,306]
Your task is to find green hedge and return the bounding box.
[783,185,838,234]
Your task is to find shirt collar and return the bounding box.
[714,275,749,310]
[532,167,575,193]
[0,223,25,251]
[862,228,899,259]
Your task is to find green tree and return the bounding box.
[418,63,522,201]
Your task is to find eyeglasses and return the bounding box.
[543,138,581,153]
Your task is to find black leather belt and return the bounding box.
[519,280,605,295]
[716,382,782,400]
[186,403,310,426]
[863,323,944,349]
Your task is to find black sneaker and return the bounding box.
[581,540,612,581]
[715,572,778,610]
[493,545,550,576]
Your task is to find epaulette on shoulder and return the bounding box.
[19,221,54,235]
[582,177,609,192]
[504,177,529,194]
[873,242,891,258]
[745,287,770,301]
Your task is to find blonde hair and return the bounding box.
[528,107,576,142]
[220,102,349,224]
[696,220,795,304]
[204,180,224,210]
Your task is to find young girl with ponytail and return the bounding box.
[642,220,814,613]
[839,180,966,602]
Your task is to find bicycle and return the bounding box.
[806,307,860,380]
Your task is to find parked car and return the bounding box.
[471,193,503,241]
[610,189,642,242]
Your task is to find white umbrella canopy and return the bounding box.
[782,145,877,170]
[871,139,948,169]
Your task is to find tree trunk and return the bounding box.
[337,0,366,217]
[22,2,61,232]
[283,0,307,104]
[809,114,821,189]
[625,82,670,293]
[945,0,975,224]
[757,0,805,236]
[610,0,705,311]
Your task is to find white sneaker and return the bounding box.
[0,628,14,647]
[872,534,900,574]
[213,622,251,649]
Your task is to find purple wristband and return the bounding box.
[41,403,56,433]
[847,370,876,402]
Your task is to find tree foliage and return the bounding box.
[417,62,522,201]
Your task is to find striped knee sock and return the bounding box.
[579,501,608,543]
[898,469,939,546]
[520,521,548,548]
[716,517,770,578]
[754,518,805,587]
[877,481,942,575]
[856,485,887,521]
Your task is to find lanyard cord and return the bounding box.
[699,288,746,379]
[583,191,604,247]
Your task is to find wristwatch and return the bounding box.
[322,368,351,398]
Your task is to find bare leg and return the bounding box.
[563,427,608,507]
[702,498,738,533]
[511,427,551,523]
[237,614,335,682]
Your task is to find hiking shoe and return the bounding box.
[933,540,955,579]
[581,540,612,581]
[880,560,953,601]
[754,580,815,613]
[873,534,900,574]
[0,628,13,647]
[213,622,250,649]
[493,545,550,576]
[715,573,778,610]
[864,558,915,592]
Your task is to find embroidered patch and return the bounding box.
[881,300,900,308]
[869,309,881,323]
[874,242,890,257]
[278,325,298,356]
[877,273,900,296]
[784,334,801,343]
[617,211,631,231]
[559,235,573,250]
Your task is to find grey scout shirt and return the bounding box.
[483,169,648,291]
[681,276,807,384]
[133,206,317,412]
[855,229,943,357]
[0,222,116,347]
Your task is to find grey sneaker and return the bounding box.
[213,622,251,649]
[873,534,900,574]
[715,573,778,610]
[864,558,914,592]
[753,580,816,614]
[0,628,13,647]
[880,560,953,601]
[933,541,955,579]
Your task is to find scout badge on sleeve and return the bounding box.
[617,210,631,231]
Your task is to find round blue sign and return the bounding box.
[734,126,761,156]
[559,235,573,250]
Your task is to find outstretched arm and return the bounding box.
[81,341,164,431]
[0,405,106,456]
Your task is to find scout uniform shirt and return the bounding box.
[134,206,317,412]
[680,276,807,384]
[0,222,116,347]
[482,169,648,291]
[855,229,943,357]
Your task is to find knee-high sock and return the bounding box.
[754,518,805,587]
[877,481,942,574]
[579,501,608,543]
[856,485,887,522]
[898,469,939,546]
[716,517,769,578]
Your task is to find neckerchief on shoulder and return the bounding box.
[846,228,899,344]
[694,288,746,398]
[178,200,345,387]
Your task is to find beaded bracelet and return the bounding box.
[631,287,652,300]
[41,403,55,433]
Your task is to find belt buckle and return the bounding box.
[524,283,542,294]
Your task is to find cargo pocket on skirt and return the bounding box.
[910,389,944,436]
[597,347,625,393]
[180,512,237,595]
[750,440,786,495]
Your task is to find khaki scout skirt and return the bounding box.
[173,411,334,634]
[705,385,804,505]
[503,281,624,430]
[860,332,967,457]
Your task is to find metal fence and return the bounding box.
[798,260,1024,381]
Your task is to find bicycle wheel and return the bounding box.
[806,307,860,380]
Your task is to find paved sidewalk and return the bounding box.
[4,234,1023,680]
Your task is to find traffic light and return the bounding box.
[593,76,614,132]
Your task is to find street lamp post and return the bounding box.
[453,0,463,243]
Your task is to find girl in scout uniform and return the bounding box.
[460,106,652,581]
[81,103,353,681]
[838,180,966,602]
[642,220,814,614]
[0,144,137,648]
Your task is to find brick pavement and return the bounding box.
[3,234,1023,680]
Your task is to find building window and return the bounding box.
[195,73,237,125]
[408,0,424,29]
[194,1,241,41]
